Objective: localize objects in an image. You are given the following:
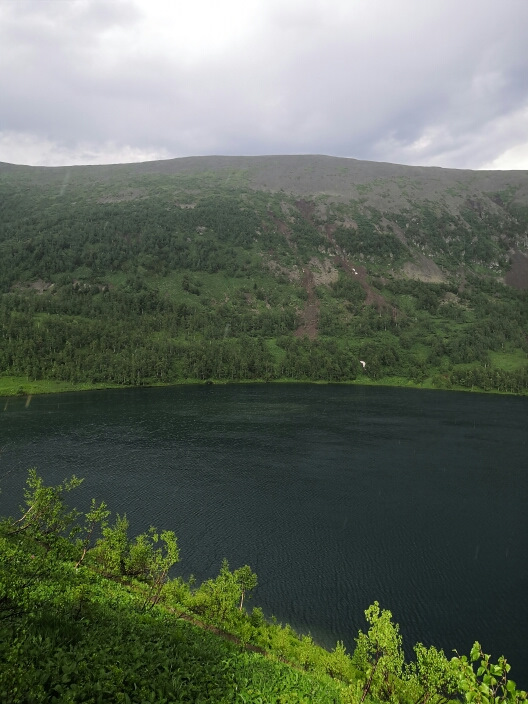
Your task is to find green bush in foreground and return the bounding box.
[1,470,526,703]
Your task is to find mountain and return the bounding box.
[0,155,527,394]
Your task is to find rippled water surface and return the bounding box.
[2,385,527,682]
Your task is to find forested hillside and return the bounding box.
[0,155,527,394]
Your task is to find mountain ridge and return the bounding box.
[2,153,527,229]
[2,153,528,189]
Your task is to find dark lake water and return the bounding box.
[1,384,527,684]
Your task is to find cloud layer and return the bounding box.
[1,0,527,168]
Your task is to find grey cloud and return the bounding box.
[1,0,527,168]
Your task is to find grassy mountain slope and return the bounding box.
[0,155,527,394]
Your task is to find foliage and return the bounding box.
[0,471,349,703]
[1,469,527,703]
[405,643,459,703]
[6,468,82,548]
[353,601,404,701]
[74,498,110,568]
[234,563,258,610]
[451,642,527,703]
[89,513,130,577]
[189,559,257,625]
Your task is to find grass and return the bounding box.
[2,370,526,402]
[489,349,528,371]
[0,548,350,703]
[152,270,251,303]
[0,376,124,398]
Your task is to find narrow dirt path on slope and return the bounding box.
[171,609,309,672]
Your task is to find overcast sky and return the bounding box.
[1,0,527,169]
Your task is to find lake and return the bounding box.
[1,384,527,683]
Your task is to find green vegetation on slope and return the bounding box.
[0,159,527,396]
[1,470,526,702]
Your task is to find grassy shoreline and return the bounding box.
[1,374,526,400]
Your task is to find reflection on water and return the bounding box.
[1,384,527,684]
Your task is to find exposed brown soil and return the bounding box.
[294,201,397,316]
[267,210,295,249]
[295,198,316,222]
[324,222,338,239]
[336,256,396,316]
[294,268,319,339]
[323,224,398,316]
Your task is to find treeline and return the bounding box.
[0,306,362,384]
[0,318,274,385]
[435,366,528,394]
[1,470,526,703]
[1,282,527,392]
